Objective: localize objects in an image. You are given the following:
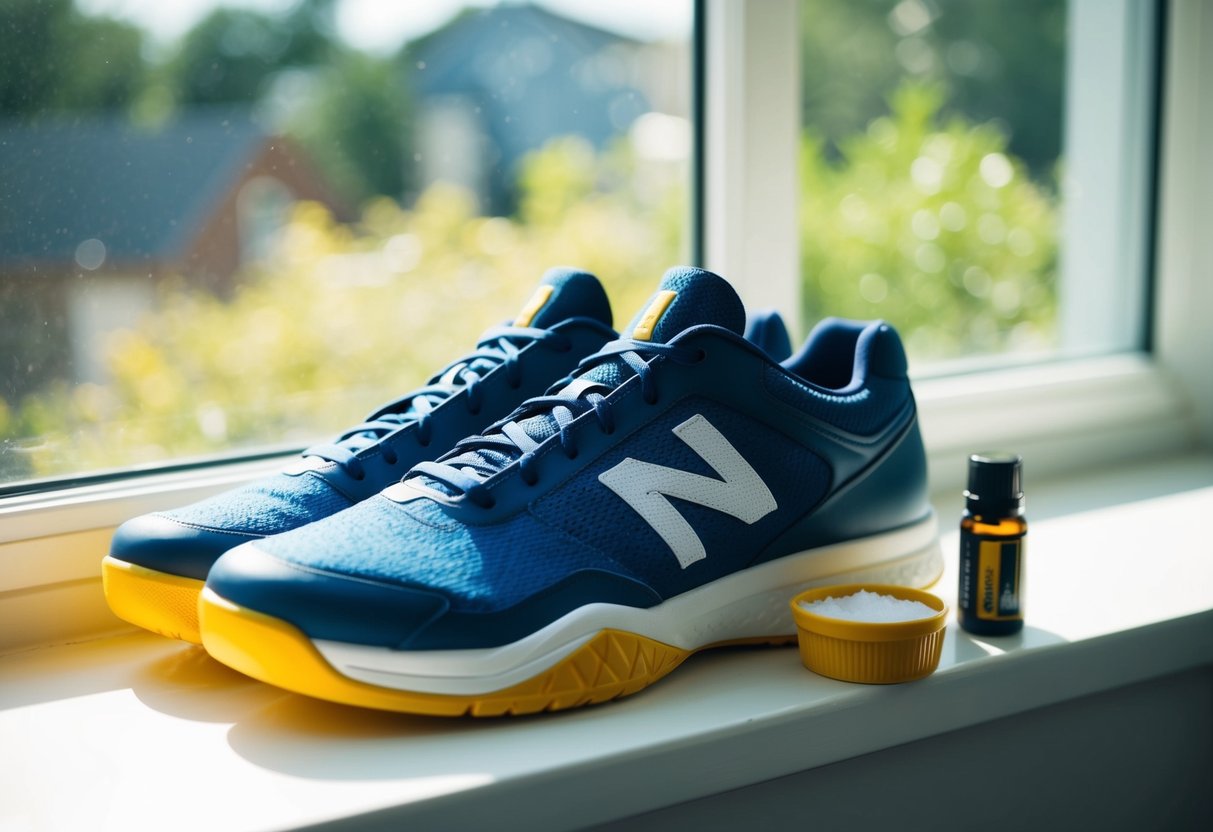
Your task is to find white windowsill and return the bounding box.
[2,452,1211,832]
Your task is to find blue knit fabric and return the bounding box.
[162,473,354,536]
[257,495,631,612]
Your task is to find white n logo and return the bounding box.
[598,414,777,569]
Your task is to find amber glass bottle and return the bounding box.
[957,453,1026,636]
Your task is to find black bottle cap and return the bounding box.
[965,452,1024,514]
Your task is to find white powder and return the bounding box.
[800,589,937,623]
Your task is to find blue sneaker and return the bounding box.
[199,267,941,715]
[743,308,793,362]
[104,268,617,643]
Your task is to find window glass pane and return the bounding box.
[799,0,1154,370]
[0,0,692,487]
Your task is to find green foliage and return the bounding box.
[801,85,1057,361]
[801,0,1065,176]
[285,51,413,204]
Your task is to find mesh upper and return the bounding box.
[256,398,831,609]
[162,473,354,536]
[257,495,630,612]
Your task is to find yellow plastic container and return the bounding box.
[789,584,948,684]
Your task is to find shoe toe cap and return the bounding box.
[206,543,449,648]
[110,513,259,580]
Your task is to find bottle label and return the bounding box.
[960,533,1024,621]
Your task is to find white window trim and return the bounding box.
[1060,0,1158,354]
[703,0,802,318]
[1153,0,1213,450]
[1,0,1210,654]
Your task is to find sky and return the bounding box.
[77,0,692,51]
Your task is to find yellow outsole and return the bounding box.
[199,591,794,717]
[102,555,206,644]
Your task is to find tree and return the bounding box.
[0,0,146,116]
[169,0,337,105]
[285,51,413,204]
[801,0,1065,177]
[170,8,275,104]
[165,0,409,205]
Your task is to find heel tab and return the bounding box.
[857,322,909,380]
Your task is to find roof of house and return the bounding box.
[0,109,267,268]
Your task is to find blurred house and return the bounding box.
[0,110,346,396]
[407,3,686,213]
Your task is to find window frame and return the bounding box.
[2,0,1210,653]
[702,0,1207,494]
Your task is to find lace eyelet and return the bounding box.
[565,449,579,460]
[695,349,707,362]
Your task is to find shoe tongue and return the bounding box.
[568,266,746,391]
[513,267,613,329]
[620,266,746,344]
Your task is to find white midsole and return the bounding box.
[314,512,943,696]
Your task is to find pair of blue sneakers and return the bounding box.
[105,266,941,716]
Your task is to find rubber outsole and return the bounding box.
[200,588,795,717]
[102,555,206,644]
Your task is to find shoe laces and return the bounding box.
[411,338,704,507]
[304,325,571,481]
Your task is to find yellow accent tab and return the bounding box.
[631,290,677,341]
[102,555,206,643]
[513,284,555,327]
